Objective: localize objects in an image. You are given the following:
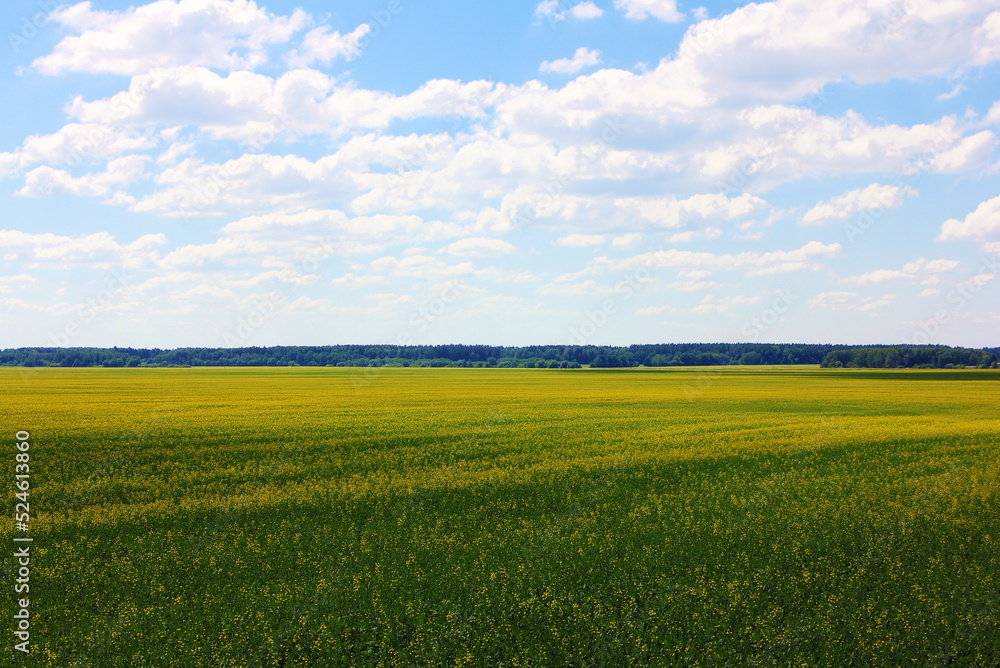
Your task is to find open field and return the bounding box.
[3,366,1000,667]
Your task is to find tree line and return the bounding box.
[820,346,998,369]
[2,343,996,369]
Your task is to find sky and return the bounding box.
[1,0,999,350]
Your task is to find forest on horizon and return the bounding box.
[2,343,997,369]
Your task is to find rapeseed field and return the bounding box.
[2,366,998,666]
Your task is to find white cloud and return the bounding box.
[0,124,153,178]
[556,234,607,247]
[586,240,841,277]
[17,156,149,198]
[539,279,614,297]
[668,268,715,292]
[936,83,966,102]
[809,291,856,309]
[667,228,723,243]
[676,0,1000,103]
[679,269,711,281]
[534,1,604,23]
[857,294,897,313]
[369,255,476,282]
[34,0,310,76]
[615,0,683,23]
[285,24,371,68]
[445,238,516,257]
[635,305,672,316]
[843,258,960,285]
[802,183,917,225]
[222,270,318,288]
[611,193,768,229]
[0,297,52,312]
[612,233,642,248]
[957,273,996,290]
[153,208,466,272]
[809,291,896,313]
[6,0,999,348]
[0,229,166,267]
[931,131,998,173]
[974,10,1000,66]
[984,101,1000,127]
[70,67,496,141]
[938,195,1000,241]
[540,48,603,76]
[0,274,38,294]
[691,294,759,313]
[129,152,350,216]
[705,111,989,187]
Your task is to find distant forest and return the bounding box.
[2,344,997,369]
[820,346,998,369]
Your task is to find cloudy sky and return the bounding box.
[1,0,999,349]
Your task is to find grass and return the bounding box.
[2,366,999,666]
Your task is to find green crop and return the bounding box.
[2,367,998,666]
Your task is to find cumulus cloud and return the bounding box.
[802,183,917,225]
[843,258,961,285]
[957,273,996,290]
[534,1,604,23]
[609,193,767,228]
[668,269,715,292]
[809,291,896,313]
[445,238,516,257]
[984,102,1000,127]
[582,240,841,277]
[34,0,310,76]
[938,195,1000,241]
[675,0,1000,103]
[16,156,149,198]
[556,234,606,247]
[0,229,166,267]
[69,67,497,141]
[539,279,614,297]
[5,0,999,346]
[0,274,38,294]
[930,131,998,173]
[691,294,759,313]
[666,228,723,243]
[615,0,683,22]
[285,24,372,68]
[540,48,603,76]
[0,124,154,177]
[612,233,642,248]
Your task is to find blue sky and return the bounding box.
[1,0,999,349]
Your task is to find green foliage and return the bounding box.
[821,346,999,369]
[0,342,905,369]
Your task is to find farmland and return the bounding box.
[3,366,999,666]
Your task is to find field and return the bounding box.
[3,366,999,667]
